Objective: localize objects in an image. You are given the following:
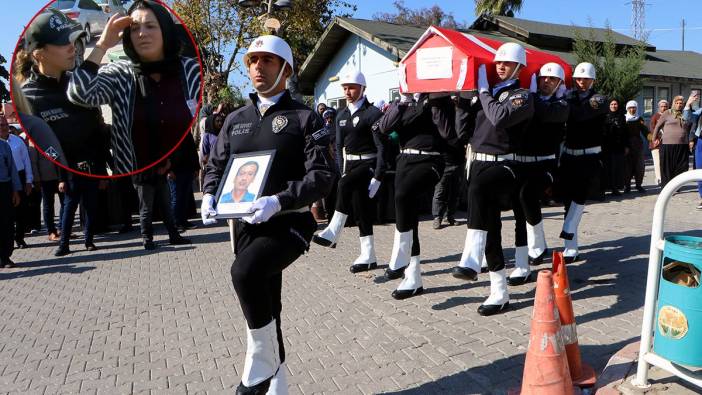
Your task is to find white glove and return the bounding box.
[529,73,537,93]
[555,83,567,99]
[201,193,217,225]
[477,64,489,94]
[242,195,281,225]
[368,178,381,198]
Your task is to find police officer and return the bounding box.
[374,91,457,299]
[560,63,609,263]
[452,42,534,316]
[312,71,385,273]
[16,9,108,256]
[508,63,569,285]
[201,35,334,395]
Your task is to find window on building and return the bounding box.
[657,87,670,105]
[389,88,400,102]
[642,86,654,116]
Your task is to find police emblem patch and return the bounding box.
[339,120,347,127]
[499,91,510,102]
[45,146,59,160]
[271,115,288,134]
[352,116,359,127]
[589,96,600,110]
[510,93,528,108]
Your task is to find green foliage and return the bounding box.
[474,0,523,17]
[373,1,467,29]
[217,84,245,108]
[573,23,647,104]
[0,53,10,103]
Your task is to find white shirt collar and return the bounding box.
[347,96,366,116]
[257,91,285,113]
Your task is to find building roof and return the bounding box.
[298,17,702,96]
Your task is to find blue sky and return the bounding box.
[2,0,701,93]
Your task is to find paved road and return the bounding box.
[2,167,701,394]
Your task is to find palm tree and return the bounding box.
[474,0,523,17]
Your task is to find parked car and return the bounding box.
[49,0,109,43]
[96,0,127,17]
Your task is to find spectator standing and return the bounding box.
[649,100,668,185]
[682,91,702,209]
[0,137,22,268]
[168,133,199,232]
[0,115,33,249]
[623,100,649,193]
[654,95,693,187]
[602,99,627,196]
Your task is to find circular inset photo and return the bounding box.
[10,0,203,178]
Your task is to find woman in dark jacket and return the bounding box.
[623,100,649,193]
[68,0,200,249]
[601,99,628,196]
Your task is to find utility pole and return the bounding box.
[682,18,686,50]
[631,0,645,41]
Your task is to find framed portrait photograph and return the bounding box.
[214,150,276,219]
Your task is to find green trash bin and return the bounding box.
[653,235,702,367]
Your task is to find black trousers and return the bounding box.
[41,180,64,234]
[14,170,27,244]
[395,154,444,256]
[335,158,377,237]
[133,175,177,240]
[432,154,464,219]
[624,141,645,188]
[601,149,625,192]
[559,153,602,205]
[231,212,317,363]
[0,181,15,262]
[467,160,518,271]
[660,144,690,188]
[512,160,556,247]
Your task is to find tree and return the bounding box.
[168,0,355,97]
[0,53,10,103]
[373,1,466,29]
[474,0,523,17]
[572,23,647,104]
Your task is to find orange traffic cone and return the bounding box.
[518,270,574,395]
[552,251,597,388]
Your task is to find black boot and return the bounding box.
[169,233,191,245]
[451,266,478,281]
[349,262,377,273]
[235,379,272,395]
[528,249,549,265]
[384,266,406,280]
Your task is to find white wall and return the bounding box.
[313,35,400,108]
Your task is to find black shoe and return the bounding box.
[349,262,377,273]
[564,255,579,264]
[236,379,272,395]
[636,185,646,193]
[451,266,478,281]
[169,235,191,245]
[85,243,98,252]
[507,273,532,286]
[477,301,510,316]
[54,245,70,257]
[624,186,631,193]
[385,266,407,280]
[16,240,28,249]
[528,249,549,265]
[180,222,196,230]
[446,216,456,226]
[432,217,442,230]
[559,231,574,240]
[610,190,622,196]
[392,287,424,300]
[117,225,134,234]
[3,259,17,269]
[312,235,336,248]
[143,240,157,250]
[176,225,187,233]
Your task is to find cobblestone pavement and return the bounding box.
[3,167,701,394]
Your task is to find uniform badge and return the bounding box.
[45,146,59,160]
[339,119,347,127]
[510,92,528,108]
[352,116,359,127]
[498,91,510,102]
[589,96,600,110]
[271,115,288,134]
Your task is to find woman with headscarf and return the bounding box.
[68,0,200,249]
[602,99,628,196]
[623,100,649,193]
[654,96,694,187]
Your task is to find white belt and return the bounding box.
[514,154,556,163]
[564,146,602,156]
[473,152,515,162]
[344,153,377,161]
[401,148,441,156]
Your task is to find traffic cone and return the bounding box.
[552,251,597,388]
[518,270,574,395]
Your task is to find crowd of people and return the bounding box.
[2,3,702,392]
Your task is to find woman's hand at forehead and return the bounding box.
[96,14,133,51]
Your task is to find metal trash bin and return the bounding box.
[654,235,702,367]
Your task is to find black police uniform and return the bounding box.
[512,93,569,261]
[22,69,108,252]
[202,90,334,392]
[333,98,384,237]
[375,95,455,276]
[458,80,534,274]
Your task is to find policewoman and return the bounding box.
[374,92,457,299]
[560,63,609,263]
[508,63,569,285]
[16,9,108,256]
[452,42,534,316]
[312,71,385,273]
[201,35,334,394]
